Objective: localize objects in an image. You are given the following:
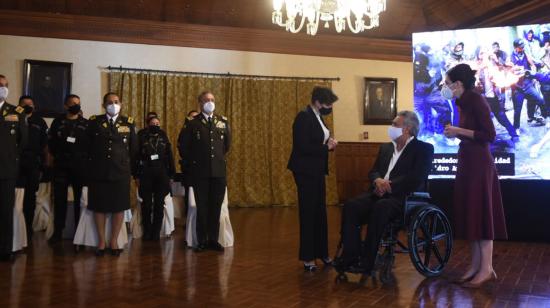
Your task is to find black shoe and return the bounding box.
[95,249,105,257]
[193,244,207,252]
[0,253,15,262]
[48,233,62,244]
[321,257,333,266]
[110,249,122,257]
[208,241,225,252]
[304,263,318,272]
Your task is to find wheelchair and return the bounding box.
[333,192,453,285]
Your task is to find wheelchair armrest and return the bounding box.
[410,192,431,199]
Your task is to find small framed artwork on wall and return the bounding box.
[363,77,397,125]
[23,60,72,118]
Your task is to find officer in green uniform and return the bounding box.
[0,74,27,261]
[86,92,137,256]
[179,91,231,252]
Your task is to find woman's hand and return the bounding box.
[444,125,461,138]
[327,138,338,150]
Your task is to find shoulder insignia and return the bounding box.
[221,116,228,121]
[15,106,24,114]
[89,115,96,120]
[187,116,194,121]
[127,117,134,124]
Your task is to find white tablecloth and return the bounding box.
[13,188,27,252]
[171,181,186,219]
[186,186,233,248]
[33,182,51,232]
[73,187,129,248]
[131,193,175,239]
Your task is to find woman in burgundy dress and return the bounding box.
[442,64,507,288]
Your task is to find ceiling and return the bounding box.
[1,0,549,41]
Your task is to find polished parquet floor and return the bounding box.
[2,206,550,307]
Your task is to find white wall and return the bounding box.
[0,34,413,142]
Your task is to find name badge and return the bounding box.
[118,126,130,133]
[150,154,159,160]
[67,136,76,143]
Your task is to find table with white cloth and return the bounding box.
[33,182,51,232]
[186,186,234,248]
[130,193,175,239]
[13,188,27,252]
[73,187,129,248]
[170,181,186,220]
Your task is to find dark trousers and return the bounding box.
[0,179,16,255]
[17,163,41,240]
[293,172,328,261]
[486,96,518,138]
[342,192,402,271]
[512,85,546,128]
[139,166,170,239]
[53,167,83,237]
[193,177,226,245]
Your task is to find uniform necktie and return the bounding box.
[109,119,116,133]
[208,116,212,127]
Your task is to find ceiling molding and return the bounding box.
[0,10,412,62]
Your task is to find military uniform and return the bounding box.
[179,113,231,246]
[86,114,137,213]
[48,115,89,238]
[137,126,175,239]
[0,102,27,258]
[17,113,48,241]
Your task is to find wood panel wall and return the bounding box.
[335,142,382,204]
[0,10,411,62]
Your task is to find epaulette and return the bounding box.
[186,116,194,121]
[221,116,228,121]
[89,115,96,120]
[127,117,134,124]
[15,106,24,114]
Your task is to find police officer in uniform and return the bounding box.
[0,74,27,261]
[17,95,48,242]
[86,92,137,256]
[137,114,175,240]
[179,91,231,252]
[48,94,88,242]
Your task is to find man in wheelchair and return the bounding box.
[336,110,434,275]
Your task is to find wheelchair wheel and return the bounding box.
[408,206,453,277]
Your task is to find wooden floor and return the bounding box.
[2,206,550,307]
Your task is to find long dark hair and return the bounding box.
[447,63,477,90]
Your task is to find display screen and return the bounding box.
[413,23,550,179]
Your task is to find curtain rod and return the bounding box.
[103,66,340,82]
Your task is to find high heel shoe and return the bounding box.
[462,271,497,288]
[450,272,478,284]
[95,249,105,257]
[303,263,318,272]
[321,257,333,266]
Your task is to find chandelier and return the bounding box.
[272,0,387,36]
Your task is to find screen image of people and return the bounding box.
[413,23,550,179]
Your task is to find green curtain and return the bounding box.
[108,71,338,207]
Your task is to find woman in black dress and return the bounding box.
[86,93,138,256]
[288,86,338,271]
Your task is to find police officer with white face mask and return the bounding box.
[0,74,27,261]
[86,92,137,256]
[179,91,231,252]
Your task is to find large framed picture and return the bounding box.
[23,60,72,118]
[363,77,397,125]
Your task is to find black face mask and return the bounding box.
[149,125,161,134]
[23,105,34,114]
[68,104,81,115]
[319,107,332,116]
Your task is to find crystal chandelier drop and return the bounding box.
[272,0,386,35]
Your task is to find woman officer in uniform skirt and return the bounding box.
[86,92,138,256]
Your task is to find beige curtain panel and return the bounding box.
[108,71,338,207]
